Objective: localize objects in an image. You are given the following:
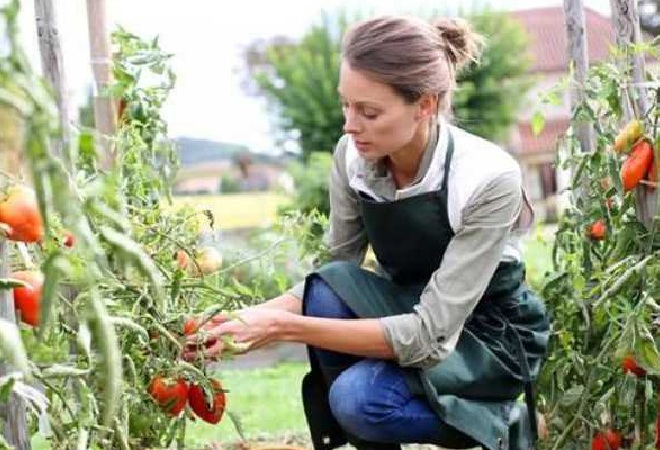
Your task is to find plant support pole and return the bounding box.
[85,0,116,168]
[33,0,72,171]
[0,241,31,450]
[563,0,593,202]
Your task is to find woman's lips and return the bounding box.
[355,141,371,151]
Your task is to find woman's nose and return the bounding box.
[343,110,361,135]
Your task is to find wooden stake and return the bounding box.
[0,241,31,450]
[33,0,72,170]
[85,0,116,168]
[563,0,594,207]
[563,0,593,153]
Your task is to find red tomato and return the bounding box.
[148,376,189,416]
[63,231,75,248]
[622,354,646,377]
[621,140,654,191]
[10,270,43,326]
[188,379,226,424]
[592,429,622,450]
[0,185,44,243]
[588,220,606,241]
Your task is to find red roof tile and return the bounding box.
[518,118,571,154]
[509,7,615,73]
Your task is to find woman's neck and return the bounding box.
[387,120,432,189]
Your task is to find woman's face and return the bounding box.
[338,60,434,162]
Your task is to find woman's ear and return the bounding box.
[416,93,438,121]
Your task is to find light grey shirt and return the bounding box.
[288,118,534,369]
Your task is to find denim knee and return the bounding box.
[328,360,401,442]
[304,276,356,320]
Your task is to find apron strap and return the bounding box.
[506,322,538,448]
[441,131,455,192]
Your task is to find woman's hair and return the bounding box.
[341,15,484,113]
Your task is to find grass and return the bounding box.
[185,363,310,448]
[522,224,556,291]
[169,192,290,230]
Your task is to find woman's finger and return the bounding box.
[202,339,226,360]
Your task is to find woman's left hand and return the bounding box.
[182,308,290,361]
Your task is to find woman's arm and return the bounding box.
[190,307,395,361]
[251,293,302,315]
[281,315,395,359]
[183,307,394,360]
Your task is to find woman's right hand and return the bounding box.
[181,311,239,362]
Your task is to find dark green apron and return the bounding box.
[301,132,549,450]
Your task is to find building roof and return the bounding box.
[509,7,615,73]
[517,118,571,155]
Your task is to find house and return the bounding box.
[508,7,615,222]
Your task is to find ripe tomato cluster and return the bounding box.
[147,316,227,424]
[614,120,656,192]
[147,375,226,424]
[586,120,659,242]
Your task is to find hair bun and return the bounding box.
[433,17,483,70]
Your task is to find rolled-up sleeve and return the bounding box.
[380,170,524,369]
[287,136,368,300]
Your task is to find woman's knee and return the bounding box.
[304,276,356,319]
[328,360,405,442]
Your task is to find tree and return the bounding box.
[243,11,350,161]
[243,9,532,161]
[452,10,533,143]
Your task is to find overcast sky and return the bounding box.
[10,0,612,153]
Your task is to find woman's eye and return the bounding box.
[362,109,379,119]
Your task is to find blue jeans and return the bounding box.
[304,276,478,447]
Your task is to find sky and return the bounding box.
[10,0,613,154]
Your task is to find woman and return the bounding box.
[185,15,549,450]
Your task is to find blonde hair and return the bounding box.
[341,15,484,113]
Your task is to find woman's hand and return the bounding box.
[182,308,291,361]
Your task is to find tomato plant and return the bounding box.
[0,4,259,448]
[0,2,334,448]
[536,40,660,449]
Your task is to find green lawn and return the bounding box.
[522,224,555,291]
[169,192,290,230]
[185,363,310,448]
